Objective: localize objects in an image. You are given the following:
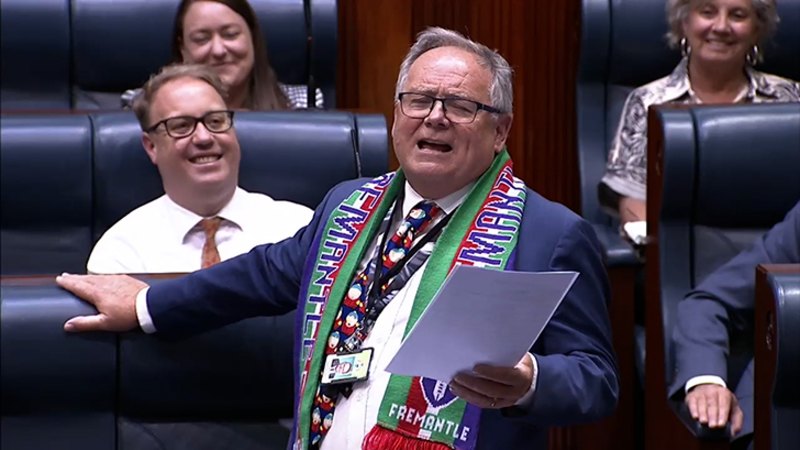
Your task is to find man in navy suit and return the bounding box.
[58,27,618,450]
[671,201,800,445]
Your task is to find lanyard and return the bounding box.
[365,192,455,317]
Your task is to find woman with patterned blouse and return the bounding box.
[600,0,799,225]
[123,0,323,110]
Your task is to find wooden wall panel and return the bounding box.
[338,0,581,212]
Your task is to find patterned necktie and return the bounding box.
[309,201,442,449]
[200,217,222,269]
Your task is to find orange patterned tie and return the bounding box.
[200,217,223,268]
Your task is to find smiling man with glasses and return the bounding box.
[86,64,311,274]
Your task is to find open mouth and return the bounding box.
[418,139,453,152]
[190,155,222,164]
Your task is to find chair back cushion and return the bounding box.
[0,0,72,110]
[0,115,94,274]
[656,102,800,374]
[0,282,116,449]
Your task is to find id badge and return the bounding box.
[321,348,374,385]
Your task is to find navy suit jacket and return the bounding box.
[670,201,800,435]
[147,178,619,449]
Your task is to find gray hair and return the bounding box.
[394,27,514,113]
[133,63,228,130]
[665,0,780,51]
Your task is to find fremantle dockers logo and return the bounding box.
[421,378,458,410]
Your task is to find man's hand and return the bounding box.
[56,273,148,332]
[685,383,744,436]
[449,353,534,409]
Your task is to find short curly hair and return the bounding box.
[665,0,780,49]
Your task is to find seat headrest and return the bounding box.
[760,1,800,81]
[607,0,680,87]
[0,0,72,110]
[0,115,94,274]
[692,103,800,227]
[658,103,800,228]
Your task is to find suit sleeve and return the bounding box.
[670,201,800,396]
[144,189,339,335]
[522,218,619,424]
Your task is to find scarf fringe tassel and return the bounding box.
[362,426,452,450]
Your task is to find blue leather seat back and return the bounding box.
[0,282,117,450]
[769,272,800,449]
[0,115,94,275]
[760,0,800,81]
[236,111,378,205]
[656,103,800,380]
[691,105,800,282]
[117,313,297,450]
[309,0,338,106]
[0,279,295,450]
[70,0,336,109]
[90,110,388,243]
[70,0,176,109]
[0,0,72,110]
[90,112,163,245]
[252,0,309,86]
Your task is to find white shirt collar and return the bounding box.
[401,181,475,217]
[163,187,250,240]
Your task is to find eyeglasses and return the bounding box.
[146,110,235,138]
[397,92,503,124]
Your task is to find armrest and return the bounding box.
[1,276,117,449]
[670,400,730,440]
[0,278,117,411]
[592,223,640,267]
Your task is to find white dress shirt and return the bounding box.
[87,187,312,274]
[685,375,727,393]
[135,182,538,448]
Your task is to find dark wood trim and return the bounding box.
[754,264,800,450]
[754,265,777,450]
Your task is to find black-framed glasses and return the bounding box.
[397,92,503,124]
[146,110,235,138]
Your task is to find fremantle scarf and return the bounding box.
[293,150,527,450]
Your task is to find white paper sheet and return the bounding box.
[385,265,578,382]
